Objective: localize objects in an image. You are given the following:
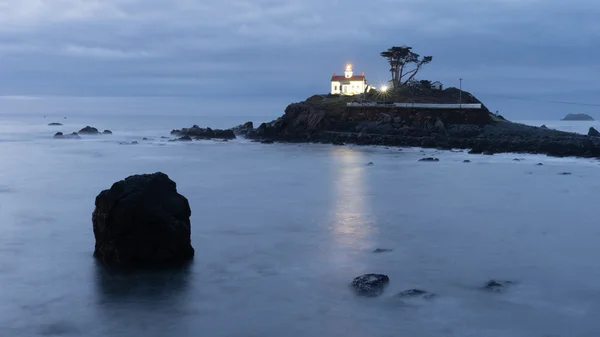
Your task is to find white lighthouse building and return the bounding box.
[330,63,368,96]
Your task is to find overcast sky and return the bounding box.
[0,0,598,117]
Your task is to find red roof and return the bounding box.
[331,75,365,82]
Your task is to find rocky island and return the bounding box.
[561,113,594,121]
[231,86,600,158]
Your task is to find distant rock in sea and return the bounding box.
[92,172,194,267]
[588,127,600,137]
[561,113,594,121]
[171,125,235,140]
[78,126,100,135]
[48,122,63,126]
[102,130,113,135]
[53,132,80,139]
[419,157,439,162]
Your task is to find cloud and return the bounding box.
[0,0,597,113]
[61,45,154,59]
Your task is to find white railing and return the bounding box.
[346,102,482,109]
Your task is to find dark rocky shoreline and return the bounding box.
[230,92,600,159]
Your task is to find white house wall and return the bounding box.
[331,81,366,95]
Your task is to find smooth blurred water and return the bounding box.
[1,102,600,336]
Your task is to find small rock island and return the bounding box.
[561,113,594,121]
[210,45,600,158]
[231,86,600,158]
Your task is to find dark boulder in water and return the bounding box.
[79,126,100,135]
[463,159,471,163]
[419,157,439,162]
[102,130,113,135]
[373,248,392,253]
[558,172,572,175]
[588,127,600,137]
[351,274,390,297]
[48,122,63,126]
[92,172,194,267]
[53,132,63,138]
[366,162,374,166]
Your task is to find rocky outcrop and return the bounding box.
[232,122,254,136]
[241,93,600,159]
[562,113,594,121]
[351,274,390,297]
[48,122,63,126]
[171,125,235,140]
[92,172,194,267]
[102,130,113,135]
[79,126,100,135]
[588,127,600,137]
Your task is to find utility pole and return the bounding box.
[459,78,463,108]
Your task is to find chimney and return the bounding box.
[362,72,364,76]
[333,72,336,76]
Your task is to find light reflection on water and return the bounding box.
[329,147,375,253]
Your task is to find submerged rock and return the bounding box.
[588,127,600,137]
[102,130,113,135]
[372,248,392,253]
[351,274,390,297]
[558,172,572,175]
[366,162,374,166]
[48,122,63,126]
[463,159,471,163]
[536,163,544,166]
[78,126,100,135]
[396,289,435,300]
[419,157,439,162]
[483,280,514,293]
[92,172,194,267]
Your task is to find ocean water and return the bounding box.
[1,100,600,336]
